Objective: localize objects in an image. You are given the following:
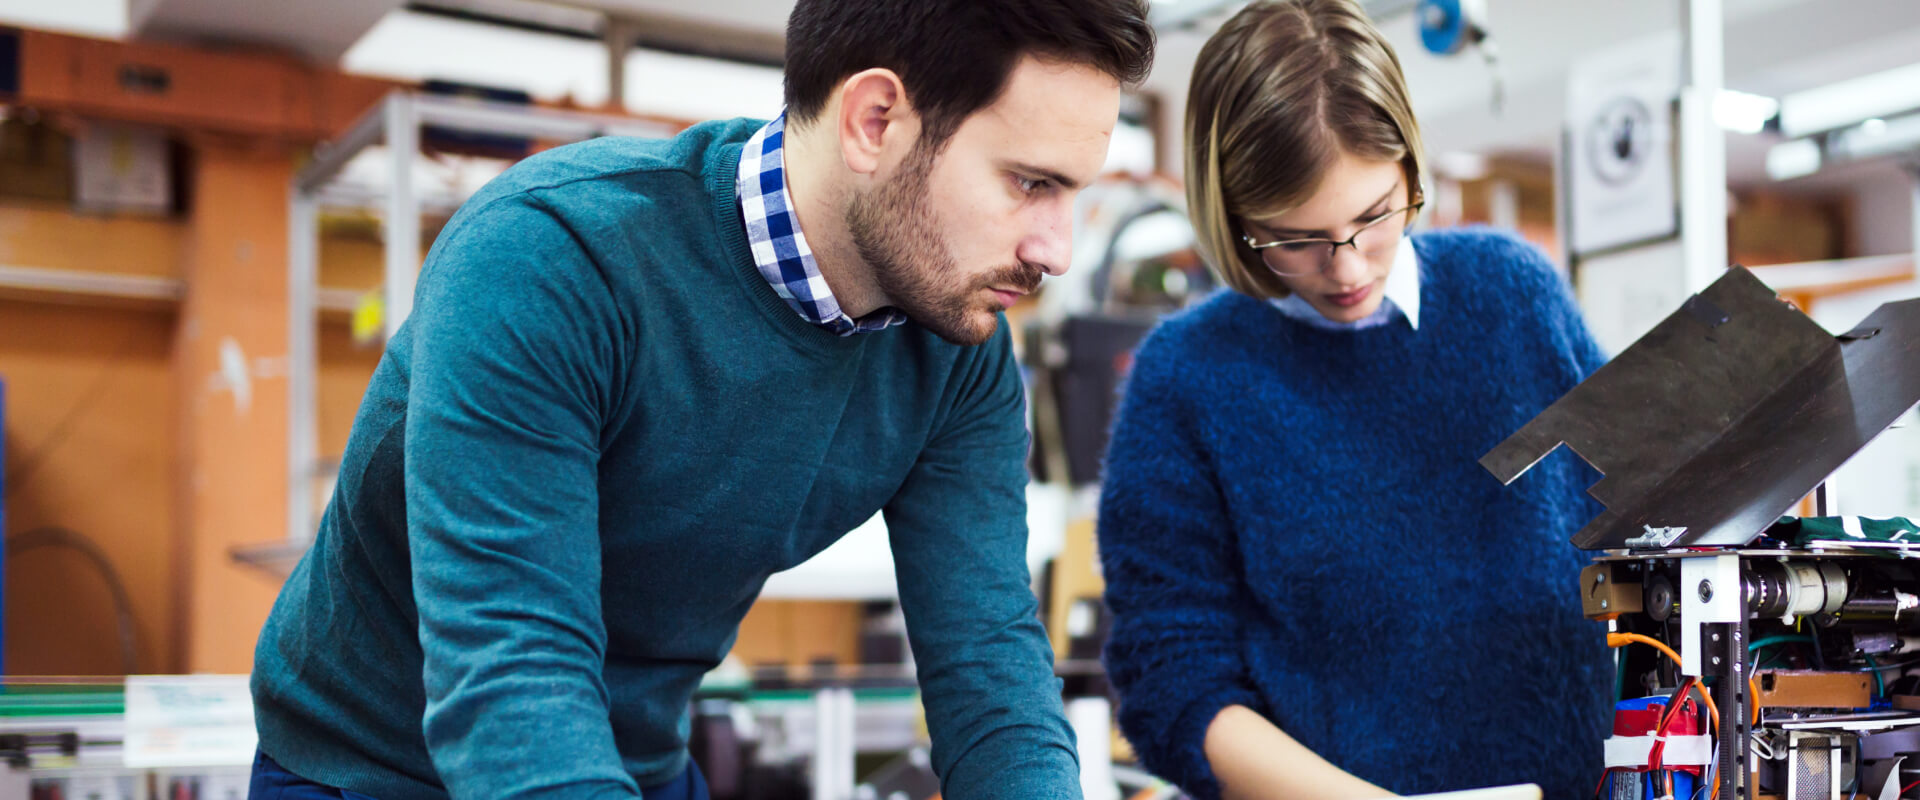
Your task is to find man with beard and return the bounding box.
[246,1,1154,799]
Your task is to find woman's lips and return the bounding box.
[1324,283,1375,308]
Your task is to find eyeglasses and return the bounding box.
[1241,200,1425,276]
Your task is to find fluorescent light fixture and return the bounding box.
[1829,113,1920,161]
[1778,62,1920,138]
[343,10,782,120]
[1768,112,1920,181]
[1765,139,1821,181]
[0,0,127,38]
[1713,89,1778,135]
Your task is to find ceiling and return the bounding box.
[557,0,786,35]
[127,0,406,61]
[6,0,1918,191]
[1144,0,1920,188]
[559,0,1920,191]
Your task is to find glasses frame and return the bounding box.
[1241,199,1426,277]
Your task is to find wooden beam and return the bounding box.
[16,28,402,141]
[174,136,296,672]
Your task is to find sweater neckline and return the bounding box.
[707,139,870,355]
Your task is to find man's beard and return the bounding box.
[846,146,1042,346]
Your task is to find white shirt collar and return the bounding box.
[1270,235,1421,331]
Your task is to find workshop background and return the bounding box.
[1,0,1919,798]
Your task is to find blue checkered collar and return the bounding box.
[736,112,907,336]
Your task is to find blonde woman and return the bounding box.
[1097,2,1612,799]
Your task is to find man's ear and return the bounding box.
[836,68,914,177]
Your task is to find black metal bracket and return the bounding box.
[1703,620,1750,800]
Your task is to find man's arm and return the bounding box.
[882,322,1081,800]
[404,194,639,799]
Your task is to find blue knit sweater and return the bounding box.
[1098,229,1613,800]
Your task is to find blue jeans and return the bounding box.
[247,750,710,800]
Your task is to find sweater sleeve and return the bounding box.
[883,321,1082,800]
[1097,330,1260,800]
[403,195,640,799]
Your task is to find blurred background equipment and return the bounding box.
[1027,175,1205,488]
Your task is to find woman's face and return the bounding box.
[1241,151,1412,324]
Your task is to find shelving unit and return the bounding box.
[237,90,676,576]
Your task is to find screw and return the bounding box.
[1601,600,1610,609]
[1713,655,1723,665]
[1699,580,1715,602]
[1713,632,1722,642]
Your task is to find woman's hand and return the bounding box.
[1205,705,1398,800]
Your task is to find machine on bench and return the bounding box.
[1483,267,1920,800]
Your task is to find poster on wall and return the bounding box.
[1575,238,1692,357]
[74,123,173,216]
[1565,32,1680,257]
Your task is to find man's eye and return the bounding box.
[1016,176,1049,195]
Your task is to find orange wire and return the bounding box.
[1608,632,1682,665]
[1607,632,1732,798]
[1605,632,1727,725]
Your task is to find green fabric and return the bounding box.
[252,118,1077,800]
[1778,516,1920,546]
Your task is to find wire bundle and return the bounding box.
[1605,633,1723,800]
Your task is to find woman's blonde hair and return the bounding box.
[1184,0,1427,299]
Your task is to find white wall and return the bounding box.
[1809,280,1920,520]
[1849,170,1916,257]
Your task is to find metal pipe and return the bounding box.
[414,95,673,141]
[287,187,319,544]
[605,17,636,112]
[1678,0,1728,292]
[384,93,421,340]
[295,95,389,193]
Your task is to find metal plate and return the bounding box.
[1481,267,1920,550]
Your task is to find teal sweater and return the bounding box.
[252,118,1078,800]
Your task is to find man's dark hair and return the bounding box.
[784,0,1155,149]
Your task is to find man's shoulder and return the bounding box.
[418,118,767,298]
[470,117,763,209]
